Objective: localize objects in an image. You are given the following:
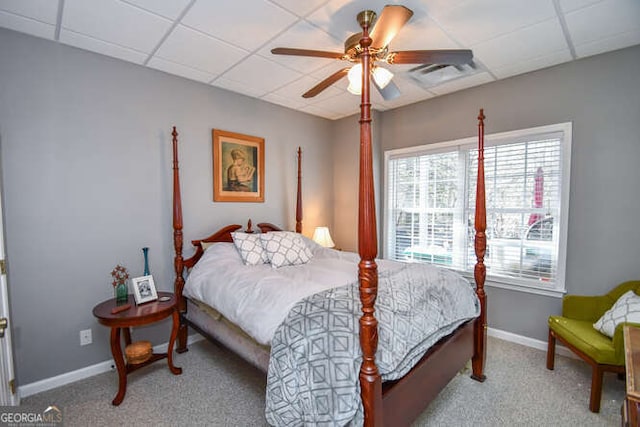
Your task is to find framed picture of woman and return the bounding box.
[212,129,265,202]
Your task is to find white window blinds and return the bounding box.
[385,123,571,292]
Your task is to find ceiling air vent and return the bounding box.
[409,61,479,88]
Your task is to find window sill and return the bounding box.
[461,273,566,298]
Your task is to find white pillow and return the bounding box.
[259,231,313,268]
[593,290,640,337]
[231,232,269,266]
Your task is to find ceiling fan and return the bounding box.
[271,5,473,100]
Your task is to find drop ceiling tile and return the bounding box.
[558,0,604,13]
[62,0,172,53]
[59,29,148,64]
[472,19,568,70]
[300,103,343,120]
[0,10,55,40]
[147,56,215,83]
[310,92,359,113]
[269,0,331,17]
[182,0,298,51]
[219,55,303,95]
[262,92,308,110]
[490,49,572,78]
[573,29,640,57]
[390,15,462,51]
[258,20,343,73]
[0,0,58,24]
[213,77,267,98]
[564,0,640,49]
[155,25,248,76]
[270,75,341,100]
[428,71,494,96]
[122,0,192,20]
[433,0,557,45]
[305,0,386,41]
[421,0,467,17]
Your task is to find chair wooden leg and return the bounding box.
[546,329,556,370]
[590,365,603,413]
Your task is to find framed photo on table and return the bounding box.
[131,275,158,305]
[212,129,264,202]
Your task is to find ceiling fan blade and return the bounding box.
[373,79,401,101]
[303,68,350,98]
[271,47,344,60]
[369,5,413,50]
[387,49,473,65]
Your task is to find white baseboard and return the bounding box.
[488,327,578,360]
[18,334,203,399]
[19,328,573,399]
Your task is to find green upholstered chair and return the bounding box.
[547,280,640,413]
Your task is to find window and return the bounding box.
[384,123,571,295]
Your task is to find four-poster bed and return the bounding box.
[170,12,487,427]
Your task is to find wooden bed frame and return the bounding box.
[170,18,487,427]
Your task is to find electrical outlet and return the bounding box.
[80,329,92,346]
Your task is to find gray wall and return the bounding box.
[332,44,640,341]
[0,28,333,385]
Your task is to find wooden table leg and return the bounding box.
[110,327,127,406]
[167,309,182,375]
[123,326,132,346]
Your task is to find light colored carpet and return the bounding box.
[23,337,624,426]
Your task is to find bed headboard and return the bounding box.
[183,220,283,269]
[172,129,303,309]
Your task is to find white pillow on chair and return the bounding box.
[593,290,640,337]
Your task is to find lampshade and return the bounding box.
[346,63,394,95]
[347,63,362,95]
[312,226,335,248]
[373,66,393,88]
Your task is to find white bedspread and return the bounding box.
[183,238,403,346]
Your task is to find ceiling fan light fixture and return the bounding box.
[373,66,393,89]
[347,63,363,95]
[347,63,394,95]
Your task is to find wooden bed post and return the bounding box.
[356,10,383,427]
[172,126,188,353]
[296,147,302,234]
[472,109,487,381]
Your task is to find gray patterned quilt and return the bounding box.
[265,263,480,426]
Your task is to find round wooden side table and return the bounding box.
[92,291,182,405]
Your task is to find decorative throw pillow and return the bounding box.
[260,231,313,268]
[231,232,269,266]
[593,290,640,337]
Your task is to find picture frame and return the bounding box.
[212,129,264,202]
[131,275,158,305]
